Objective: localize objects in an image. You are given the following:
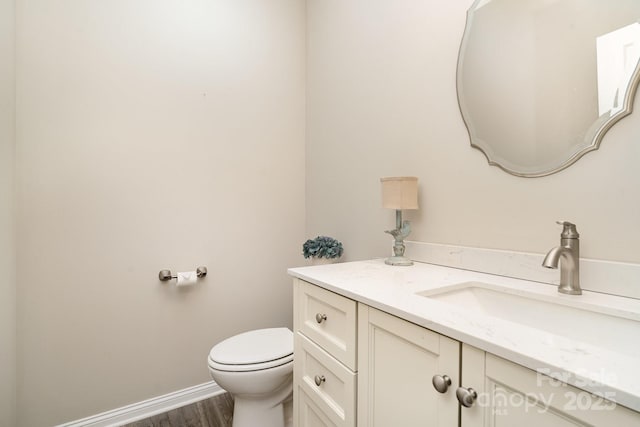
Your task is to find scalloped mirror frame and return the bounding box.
[457,0,640,178]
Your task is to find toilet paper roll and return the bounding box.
[176,271,198,287]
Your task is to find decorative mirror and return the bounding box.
[457,0,640,177]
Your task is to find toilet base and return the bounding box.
[231,378,293,427]
[232,398,283,427]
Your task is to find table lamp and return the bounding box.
[380,176,418,266]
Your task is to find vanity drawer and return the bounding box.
[297,387,338,427]
[295,333,356,427]
[296,280,357,370]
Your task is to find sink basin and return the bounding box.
[417,282,640,358]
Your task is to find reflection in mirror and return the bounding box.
[457,0,640,177]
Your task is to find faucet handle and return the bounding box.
[556,221,579,239]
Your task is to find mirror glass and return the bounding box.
[457,0,640,177]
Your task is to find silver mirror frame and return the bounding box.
[457,2,640,178]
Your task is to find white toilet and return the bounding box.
[207,327,294,427]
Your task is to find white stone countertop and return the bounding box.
[288,259,640,412]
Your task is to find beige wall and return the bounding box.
[16,1,305,425]
[306,0,640,264]
[0,0,16,425]
[11,0,640,425]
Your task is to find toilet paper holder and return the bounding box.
[159,266,207,282]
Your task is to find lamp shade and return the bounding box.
[380,176,418,210]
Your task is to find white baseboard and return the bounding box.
[56,381,224,427]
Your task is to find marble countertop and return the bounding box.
[288,259,640,412]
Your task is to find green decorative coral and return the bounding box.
[302,236,344,259]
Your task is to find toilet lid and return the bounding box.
[209,327,293,366]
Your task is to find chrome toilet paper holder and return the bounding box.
[159,266,207,282]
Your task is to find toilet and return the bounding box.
[207,327,294,427]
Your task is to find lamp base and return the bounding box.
[384,255,413,266]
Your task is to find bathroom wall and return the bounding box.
[15,1,305,425]
[306,0,640,264]
[0,0,16,425]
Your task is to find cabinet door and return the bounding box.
[461,344,640,427]
[357,305,460,427]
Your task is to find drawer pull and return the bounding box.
[456,387,478,408]
[432,374,452,393]
[315,313,327,324]
[314,375,326,386]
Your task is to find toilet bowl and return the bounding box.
[207,327,294,427]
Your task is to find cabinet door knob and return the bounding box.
[315,313,327,324]
[456,387,478,408]
[314,375,326,386]
[432,374,452,393]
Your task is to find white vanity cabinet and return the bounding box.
[293,279,357,427]
[461,345,640,427]
[293,279,640,427]
[357,308,640,427]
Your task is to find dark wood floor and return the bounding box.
[122,392,234,427]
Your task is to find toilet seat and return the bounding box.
[208,354,293,372]
[208,327,294,372]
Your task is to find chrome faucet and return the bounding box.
[542,221,581,295]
